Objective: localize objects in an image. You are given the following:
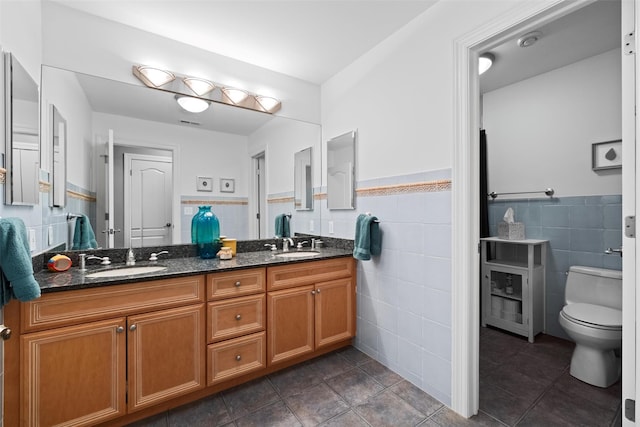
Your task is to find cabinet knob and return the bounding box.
[235,314,242,321]
[116,326,124,333]
[129,324,137,332]
[316,289,321,294]
[234,281,241,287]
[0,325,11,340]
[311,290,316,295]
[235,355,241,361]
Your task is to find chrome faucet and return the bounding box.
[126,248,136,266]
[79,254,111,272]
[282,238,294,252]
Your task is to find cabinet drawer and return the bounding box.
[207,294,265,343]
[22,276,205,333]
[207,268,265,300]
[207,332,265,385]
[267,257,354,291]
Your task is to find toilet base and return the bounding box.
[570,344,621,388]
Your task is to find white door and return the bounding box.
[252,152,266,239]
[621,1,636,424]
[124,154,173,248]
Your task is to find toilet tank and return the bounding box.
[565,266,622,309]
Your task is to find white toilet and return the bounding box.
[558,265,622,388]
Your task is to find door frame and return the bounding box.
[450,0,609,417]
[123,153,173,248]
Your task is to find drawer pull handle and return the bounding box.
[235,355,241,361]
[234,281,241,287]
[235,314,242,321]
[129,324,137,332]
[116,326,124,334]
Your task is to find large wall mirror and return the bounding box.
[50,105,66,207]
[4,53,40,205]
[39,65,321,250]
[327,130,356,210]
[294,147,313,211]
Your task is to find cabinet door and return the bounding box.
[315,277,355,348]
[267,286,314,365]
[21,318,127,427]
[128,304,205,412]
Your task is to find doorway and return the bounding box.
[251,152,267,239]
[451,0,635,421]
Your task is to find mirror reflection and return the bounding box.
[50,105,66,208]
[294,147,313,211]
[40,65,321,250]
[327,130,356,210]
[4,53,39,206]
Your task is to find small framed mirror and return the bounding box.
[327,130,356,210]
[50,105,67,207]
[4,52,40,205]
[294,147,313,211]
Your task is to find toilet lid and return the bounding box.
[563,303,622,328]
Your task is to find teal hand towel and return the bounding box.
[275,214,290,238]
[71,214,98,250]
[0,218,40,305]
[353,214,381,261]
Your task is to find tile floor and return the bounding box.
[128,329,622,426]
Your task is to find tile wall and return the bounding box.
[321,169,453,406]
[180,196,250,243]
[488,195,623,338]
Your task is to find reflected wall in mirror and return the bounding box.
[39,65,321,252]
[4,53,39,205]
[294,147,313,211]
[50,105,67,207]
[327,130,356,210]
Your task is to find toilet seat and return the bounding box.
[562,303,621,330]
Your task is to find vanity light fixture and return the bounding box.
[478,53,495,75]
[132,65,175,87]
[175,95,210,113]
[183,77,215,96]
[221,87,250,105]
[255,95,282,113]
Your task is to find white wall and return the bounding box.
[483,48,622,198]
[41,1,320,125]
[92,112,249,197]
[0,1,41,86]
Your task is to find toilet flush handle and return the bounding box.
[605,247,623,257]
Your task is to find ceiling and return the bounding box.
[49,0,621,135]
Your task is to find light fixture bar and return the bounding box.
[183,77,215,96]
[221,87,250,105]
[132,65,175,87]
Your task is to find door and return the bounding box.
[252,152,266,239]
[21,318,127,426]
[621,0,636,424]
[267,285,314,365]
[127,304,205,412]
[96,130,116,248]
[124,153,173,248]
[314,277,354,348]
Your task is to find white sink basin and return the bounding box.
[274,251,321,259]
[85,265,167,278]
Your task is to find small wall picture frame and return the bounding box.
[220,178,235,193]
[592,139,622,171]
[197,176,213,192]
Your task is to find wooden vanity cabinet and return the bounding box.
[12,276,206,427]
[267,258,356,365]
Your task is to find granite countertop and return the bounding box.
[35,247,353,293]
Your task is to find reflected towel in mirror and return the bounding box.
[275,213,291,238]
[71,214,98,250]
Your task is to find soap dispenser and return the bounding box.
[126,248,136,266]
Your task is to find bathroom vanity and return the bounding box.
[480,237,547,343]
[3,250,356,427]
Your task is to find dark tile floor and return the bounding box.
[128,329,622,427]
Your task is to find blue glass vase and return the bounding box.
[193,206,220,259]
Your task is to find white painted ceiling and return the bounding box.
[50,0,621,135]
